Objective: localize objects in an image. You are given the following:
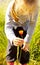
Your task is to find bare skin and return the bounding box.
[13,38,30,52]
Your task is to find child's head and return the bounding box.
[11,0,38,23]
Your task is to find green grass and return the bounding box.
[0,1,40,65]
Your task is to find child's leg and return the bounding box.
[7,62,14,65]
[18,48,30,65]
[6,44,17,65]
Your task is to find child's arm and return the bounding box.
[5,0,24,46]
[24,9,38,43]
[22,22,37,51]
[5,0,17,45]
[22,9,38,51]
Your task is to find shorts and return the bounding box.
[6,41,30,64]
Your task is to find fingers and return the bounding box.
[12,37,24,46]
[15,38,24,42]
[14,39,24,43]
[21,46,29,52]
[13,38,24,47]
[21,43,29,52]
[13,40,19,46]
[14,40,23,46]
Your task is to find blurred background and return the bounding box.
[0,0,40,65]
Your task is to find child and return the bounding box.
[5,0,38,65]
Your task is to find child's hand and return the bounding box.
[13,38,24,47]
[21,43,30,52]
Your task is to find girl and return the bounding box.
[5,0,38,65]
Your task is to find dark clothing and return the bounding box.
[6,26,30,64]
[6,43,30,64]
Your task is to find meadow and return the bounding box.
[0,0,40,65]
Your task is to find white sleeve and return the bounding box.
[5,0,16,44]
[24,9,38,43]
[24,22,36,43]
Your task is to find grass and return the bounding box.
[0,0,40,65]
